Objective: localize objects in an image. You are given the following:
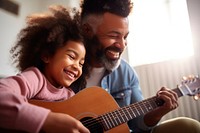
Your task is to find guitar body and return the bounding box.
[29,87,130,133]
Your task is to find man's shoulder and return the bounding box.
[119,59,134,70]
[110,59,137,75]
[120,59,129,65]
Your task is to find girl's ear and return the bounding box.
[41,54,50,63]
[82,23,94,38]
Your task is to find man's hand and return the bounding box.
[157,87,179,112]
[144,87,179,127]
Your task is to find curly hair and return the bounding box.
[10,5,89,90]
[80,0,133,18]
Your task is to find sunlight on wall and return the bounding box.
[128,0,194,66]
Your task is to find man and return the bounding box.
[78,0,200,132]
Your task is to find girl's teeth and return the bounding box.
[67,72,75,77]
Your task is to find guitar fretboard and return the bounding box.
[97,88,183,131]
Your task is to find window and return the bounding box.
[127,0,194,66]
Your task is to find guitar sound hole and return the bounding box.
[80,117,104,133]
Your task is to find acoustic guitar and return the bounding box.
[29,76,200,133]
[1,77,200,133]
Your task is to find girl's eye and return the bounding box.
[79,63,83,67]
[68,54,75,60]
[79,62,84,67]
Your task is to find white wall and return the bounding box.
[187,0,200,67]
[134,0,200,122]
[39,0,80,9]
[0,0,80,77]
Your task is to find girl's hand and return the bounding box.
[42,112,90,133]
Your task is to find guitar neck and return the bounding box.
[99,87,183,131]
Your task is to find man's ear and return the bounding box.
[82,23,94,38]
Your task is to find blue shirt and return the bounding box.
[100,59,153,132]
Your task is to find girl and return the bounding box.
[0,5,89,133]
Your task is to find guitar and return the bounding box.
[1,77,200,133]
[28,76,200,133]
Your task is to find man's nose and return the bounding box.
[115,38,127,49]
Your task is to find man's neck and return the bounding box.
[91,59,103,68]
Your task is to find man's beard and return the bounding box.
[100,52,121,71]
[86,35,121,71]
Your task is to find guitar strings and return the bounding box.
[81,97,158,129]
[83,85,185,130]
[80,96,158,131]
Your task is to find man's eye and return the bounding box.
[108,35,118,38]
[124,35,128,40]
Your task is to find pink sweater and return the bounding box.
[0,67,75,133]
